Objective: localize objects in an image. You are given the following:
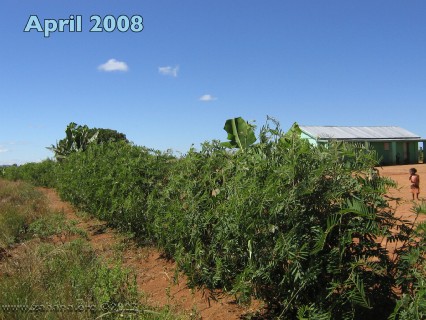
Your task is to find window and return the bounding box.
[384,142,390,151]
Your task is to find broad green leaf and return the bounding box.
[221,117,256,151]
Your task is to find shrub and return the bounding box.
[0,159,57,187]
[51,119,407,318]
[55,141,172,236]
[146,122,401,318]
[390,203,426,319]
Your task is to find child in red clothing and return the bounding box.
[409,168,420,200]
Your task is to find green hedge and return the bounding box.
[55,141,172,235]
[4,121,426,319]
[1,159,57,188]
[53,126,400,318]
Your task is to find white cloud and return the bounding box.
[199,94,217,102]
[98,59,129,72]
[158,65,179,77]
[0,147,8,153]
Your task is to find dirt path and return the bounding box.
[40,188,262,319]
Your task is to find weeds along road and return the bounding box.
[39,186,263,320]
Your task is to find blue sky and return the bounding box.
[1,1,425,165]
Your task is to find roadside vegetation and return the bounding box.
[0,179,183,320]
[2,117,426,319]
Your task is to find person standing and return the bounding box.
[409,168,420,201]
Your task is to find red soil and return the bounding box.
[40,188,262,319]
[378,164,425,221]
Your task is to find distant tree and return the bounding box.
[48,123,130,161]
[88,128,129,144]
[47,122,98,161]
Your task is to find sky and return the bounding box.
[1,1,425,165]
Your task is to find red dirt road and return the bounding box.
[41,188,262,319]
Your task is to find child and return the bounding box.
[409,168,420,200]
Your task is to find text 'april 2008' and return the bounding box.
[23,15,144,38]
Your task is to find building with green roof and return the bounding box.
[299,126,425,165]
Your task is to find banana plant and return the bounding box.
[221,117,256,151]
[47,122,98,161]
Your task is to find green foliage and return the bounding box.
[47,122,129,161]
[50,117,410,318]
[0,179,181,320]
[0,180,47,248]
[55,141,172,235]
[390,204,426,320]
[297,304,331,320]
[221,117,256,150]
[0,159,57,187]
[0,124,129,186]
[8,117,426,318]
[147,120,403,319]
[0,204,27,247]
[47,122,99,161]
[88,127,129,144]
[28,212,87,239]
[0,239,164,320]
